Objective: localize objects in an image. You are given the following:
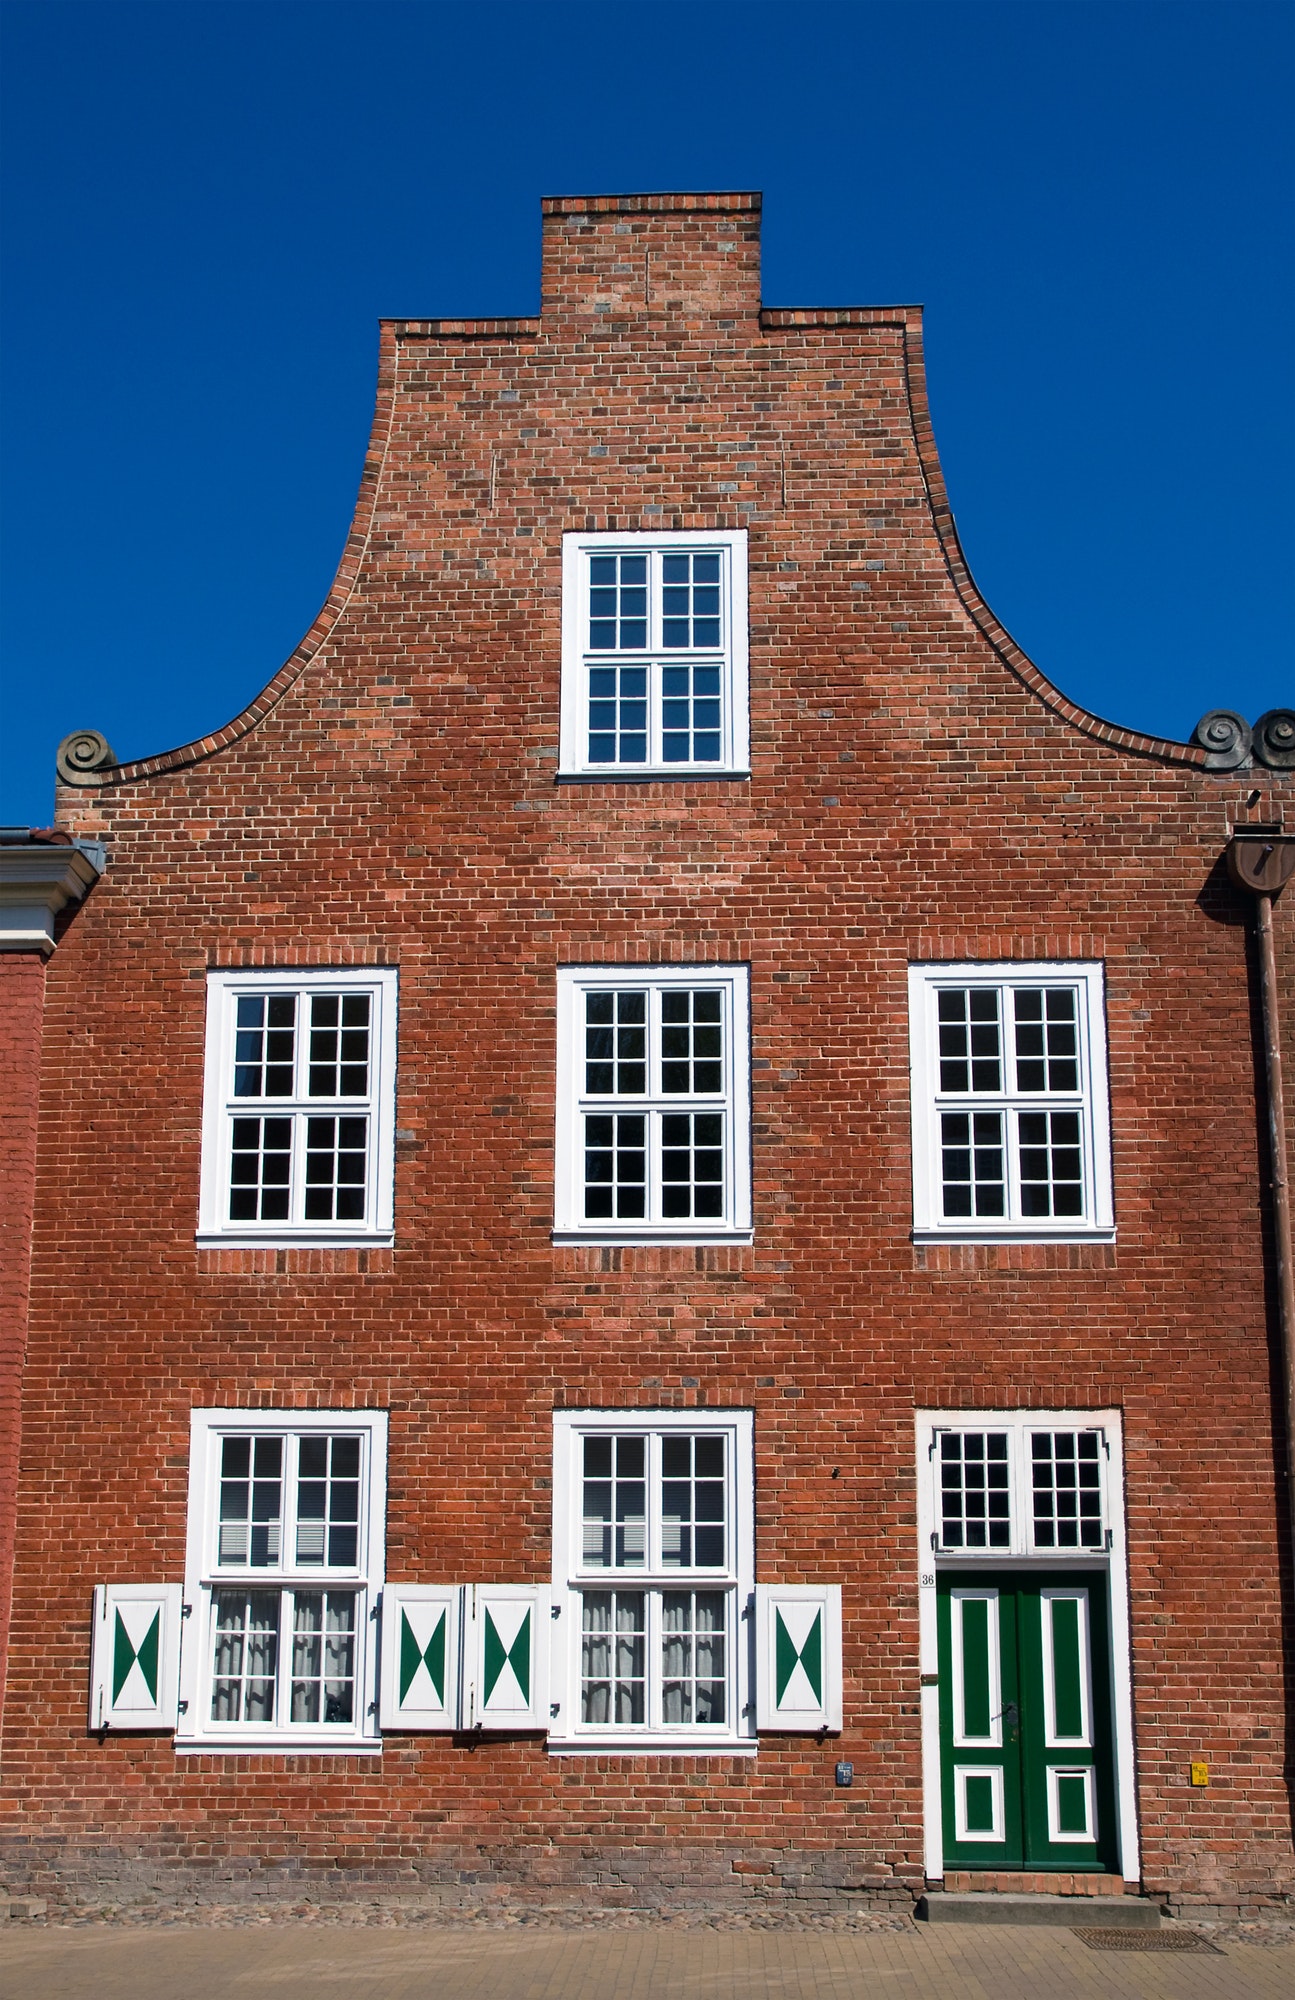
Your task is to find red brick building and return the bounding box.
[2,190,1293,1919]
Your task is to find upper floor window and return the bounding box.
[176,1409,387,1752]
[559,531,749,777]
[553,965,752,1242]
[907,963,1113,1242]
[198,969,397,1247]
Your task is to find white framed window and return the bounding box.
[908,962,1113,1241]
[554,964,751,1242]
[550,1409,755,1753]
[923,1420,1111,1557]
[198,968,397,1246]
[559,531,749,777]
[177,1409,387,1753]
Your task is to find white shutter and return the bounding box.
[465,1585,549,1730]
[379,1586,462,1729]
[90,1585,183,1730]
[755,1584,842,1732]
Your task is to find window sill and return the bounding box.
[552,1229,754,1247]
[911,1227,1115,1246]
[175,1736,382,1756]
[555,768,752,784]
[547,1735,758,1756]
[195,1230,395,1250]
[934,1550,1110,1565]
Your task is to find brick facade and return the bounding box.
[0,948,48,1744]
[2,191,1292,1917]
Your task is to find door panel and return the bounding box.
[938,1570,1118,1873]
[938,1582,1023,1867]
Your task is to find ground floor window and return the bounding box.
[551,1410,754,1749]
[176,1409,387,1753]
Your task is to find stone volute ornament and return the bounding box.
[1254,709,1295,771]
[1192,710,1251,769]
[55,730,117,786]
[1193,707,1295,772]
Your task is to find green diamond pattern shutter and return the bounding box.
[755,1584,842,1731]
[90,1585,183,1730]
[378,1586,463,1729]
[467,1585,549,1729]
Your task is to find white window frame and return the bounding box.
[914,1409,1138,1884]
[554,964,752,1243]
[559,530,750,778]
[924,1420,1111,1559]
[177,1408,387,1754]
[908,961,1113,1242]
[197,967,397,1247]
[550,1409,755,1754]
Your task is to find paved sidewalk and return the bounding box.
[1,1921,1294,2000]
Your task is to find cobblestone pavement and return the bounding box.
[1,1915,1294,2000]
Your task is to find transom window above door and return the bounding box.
[559,532,749,777]
[928,1421,1110,1556]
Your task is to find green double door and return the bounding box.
[937,1571,1118,1872]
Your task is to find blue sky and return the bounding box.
[2,0,1291,826]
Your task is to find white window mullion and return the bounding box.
[647,1432,662,1573]
[1012,1426,1029,1555]
[274,1586,292,1730]
[1003,1104,1022,1227]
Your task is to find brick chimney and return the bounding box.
[539,190,762,323]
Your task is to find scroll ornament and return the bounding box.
[55,729,117,786]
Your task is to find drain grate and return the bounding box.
[1072,1927,1223,1953]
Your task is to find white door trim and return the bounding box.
[915,1408,1139,1883]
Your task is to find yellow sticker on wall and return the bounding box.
[1190,1762,1209,1787]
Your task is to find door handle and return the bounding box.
[997,1700,1019,1737]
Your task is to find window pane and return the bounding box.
[303,1116,369,1222]
[1014,987,1079,1094]
[582,1434,646,1567]
[661,1591,726,1724]
[1031,1431,1103,1549]
[210,1589,279,1721]
[1017,1110,1084,1218]
[296,1434,362,1567]
[587,662,648,763]
[939,1431,1011,1549]
[581,1590,645,1723]
[660,663,723,764]
[940,1111,1004,1219]
[218,1434,283,1565]
[308,992,371,1098]
[658,550,724,652]
[234,993,297,1099]
[660,1112,725,1221]
[660,989,724,1095]
[587,553,650,652]
[585,990,646,1095]
[583,1113,646,1220]
[289,1591,356,1724]
[660,1433,727,1568]
[229,1116,293,1222]
[937,988,1001,1094]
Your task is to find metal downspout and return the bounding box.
[1227,834,1295,1531]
